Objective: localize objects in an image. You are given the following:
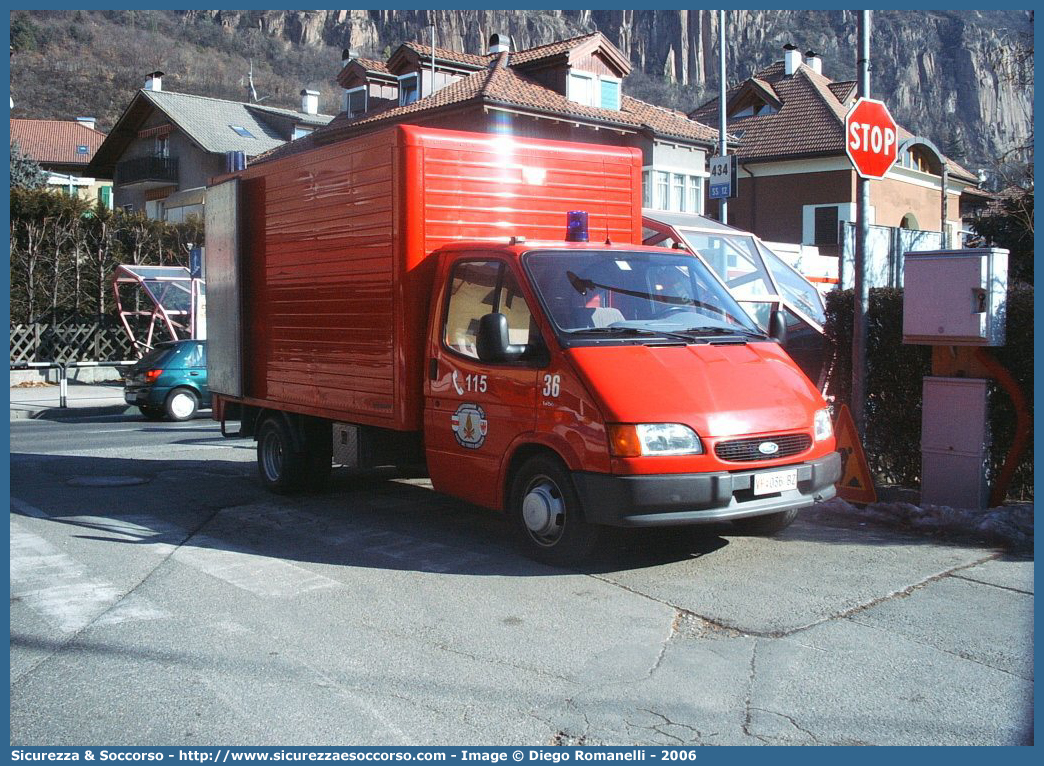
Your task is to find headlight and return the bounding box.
[608,423,704,457]
[814,408,833,442]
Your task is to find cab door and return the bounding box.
[424,257,542,509]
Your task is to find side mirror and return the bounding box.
[476,313,526,362]
[769,309,788,345]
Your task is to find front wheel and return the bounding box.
[509,455,600,566]
[730,508,799,536]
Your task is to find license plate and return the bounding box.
[754,469,798,495]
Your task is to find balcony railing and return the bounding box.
[114,156,179,187]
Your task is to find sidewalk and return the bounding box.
[9,381,132,420]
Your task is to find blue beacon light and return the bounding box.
[565,210,589,242]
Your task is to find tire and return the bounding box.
[509,454,600,565]
[164,388,199,421]
[256,416,308,494]
[730,508,799,536]
[139,405,165,421]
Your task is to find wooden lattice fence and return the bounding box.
[10,319,135,365]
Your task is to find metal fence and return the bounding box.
[839,223,948,290]
[10,318,135,366]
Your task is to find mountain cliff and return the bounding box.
[10,10,1033,174]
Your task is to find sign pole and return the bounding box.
[852,10,871,439]
[718,9,728,225]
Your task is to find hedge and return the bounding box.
[824,285,1033,501]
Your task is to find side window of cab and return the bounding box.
[443,260,537,360]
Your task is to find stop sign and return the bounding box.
[844,97,899,180]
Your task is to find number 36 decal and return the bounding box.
[542,374,561,397]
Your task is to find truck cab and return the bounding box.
[422,240,840,563]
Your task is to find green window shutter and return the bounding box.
[600,79,620,110]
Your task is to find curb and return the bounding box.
[11,404,137,421]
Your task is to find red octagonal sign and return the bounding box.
[845,97,899,180]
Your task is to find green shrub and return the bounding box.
[824,286,1032,500]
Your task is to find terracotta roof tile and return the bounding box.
[691,61,975,180]
[258,51,718,165]
[399,41,489,68]
[10,118,106,166]
[507,32,604,65]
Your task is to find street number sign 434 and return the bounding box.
[844,97,899,180]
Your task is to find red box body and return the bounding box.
[230,125,642,430]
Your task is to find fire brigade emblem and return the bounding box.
[451,403,488,449]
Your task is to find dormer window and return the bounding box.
[345,86,367,118]
[399,73,419,106]
[292,125,314,141]
[731,102,777,118]
[567,71,622,110]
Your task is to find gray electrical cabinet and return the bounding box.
[920,377,990,510]
[902,248,1008,346]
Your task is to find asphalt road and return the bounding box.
[9,414,1034,746]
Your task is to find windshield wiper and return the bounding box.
[566,327,695,343]
[680,326,767,340]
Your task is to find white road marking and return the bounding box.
[9,517,168,634]
[172,536,340,599]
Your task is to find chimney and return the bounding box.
[341,48,358,68]
[783,44,801,76]
[144,71,164,92]
[75,117,97,132]
[487,33,510,55]
[300,89,320,115]
[804,50,822,75]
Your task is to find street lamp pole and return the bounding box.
[853,10,871,438]
[718,9,728,225]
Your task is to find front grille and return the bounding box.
[715,432,812,462]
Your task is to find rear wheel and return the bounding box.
[165,388,199,421]
[257,417,308,494]
[730,508,799,536]
[509,455,599,566]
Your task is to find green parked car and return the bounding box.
[123,339,210,421]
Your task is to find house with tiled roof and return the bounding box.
[87,72,334,221]
[267,32,720,217]
[689,46,982,275]
[10,117,110,204]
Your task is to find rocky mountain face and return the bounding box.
[13,10,1033,173]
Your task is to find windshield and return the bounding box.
[524,250,762,340]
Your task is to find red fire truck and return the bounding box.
[206,125,839,563]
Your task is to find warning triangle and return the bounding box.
[833,404,877,504]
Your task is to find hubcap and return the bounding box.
[261,431,284,481]
[521,478,564,545]
[170,392,195,419]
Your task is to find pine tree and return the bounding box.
[10,141,49,190]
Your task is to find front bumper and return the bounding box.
[573,452,841,527]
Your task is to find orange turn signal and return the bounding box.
[607,424,642,458]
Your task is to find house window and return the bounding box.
[156,135,169,158]
[813,206,840,245]
[567,72,597,107]
[292,125,314,141]
[643,169,704,215]
[229,125,256,139]
[399,74,419,106]
[345,86,367,118]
